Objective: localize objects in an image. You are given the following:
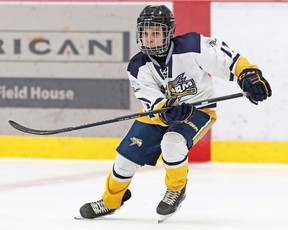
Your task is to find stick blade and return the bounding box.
[8,120,70,135]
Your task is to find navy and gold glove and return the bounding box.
[159,97,194,124]
[237,68,272,105]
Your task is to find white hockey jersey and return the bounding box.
[127,32,241,124]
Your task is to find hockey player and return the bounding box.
[78,5,271,221]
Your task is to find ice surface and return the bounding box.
[1,159,288,230]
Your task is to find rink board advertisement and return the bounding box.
[0,78,129,109]
[0,2,144,135]
[0,30,130,63]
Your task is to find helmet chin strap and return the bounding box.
[153,51,168,57]
[150,42,173,60]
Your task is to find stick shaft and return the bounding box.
[9,92,247,135]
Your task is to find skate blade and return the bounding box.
[157,205,182,224]
[158,214,174,223]
[74,215,99,221]
[74,215,87,220]
[74,210,116,220]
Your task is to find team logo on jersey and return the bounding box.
[129,137,142,147]
[168,72,197,96]
[206,38,217,47]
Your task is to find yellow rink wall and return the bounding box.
[0,136,119,160]
[211,141,288,164]
[1,136,288,163]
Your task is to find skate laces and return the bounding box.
[162,188,181,205]
[90,200,110,214]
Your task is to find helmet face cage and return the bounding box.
[136,22,173,56]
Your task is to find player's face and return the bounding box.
[141,26,165,49]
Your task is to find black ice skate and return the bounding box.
[156,185,186,223]
[76,189,131,219]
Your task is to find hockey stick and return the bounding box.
[8,92,248,135]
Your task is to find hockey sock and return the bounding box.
[164,160,188,192]
[102,172,131,209]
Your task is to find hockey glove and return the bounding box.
[159,97,194,124]
[237,68,272,105]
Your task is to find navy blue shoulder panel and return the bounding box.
[127,52,151,79]
[173,32,201,54]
